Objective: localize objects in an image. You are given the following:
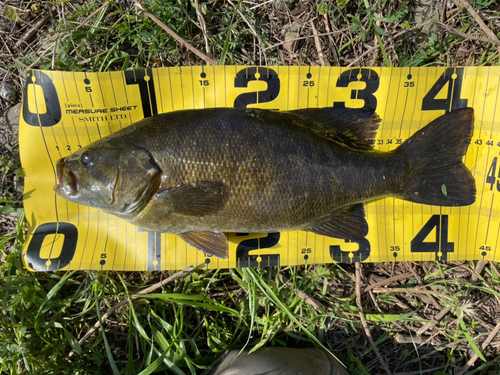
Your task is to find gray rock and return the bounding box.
[0,82,18,103]
[413,0,444,33]
[274,0,296,12]
[5,103,22,131]
[282,23,301,53]
[0,16,15,32]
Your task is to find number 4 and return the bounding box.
[487,157,500,191]
[411,215,454,260]
[422,68,468,112]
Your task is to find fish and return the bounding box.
[54,107,476,259]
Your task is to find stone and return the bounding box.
[274,0,296,12]
[0,82,18,103]
[5,103,22,131]
[0,16,15,32]
[282,23,301,53]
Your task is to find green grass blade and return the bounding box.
[375,33,392,67]
[96,301,120,375]
[36,270,77,317]
[459,319,486,362]
[218,0,242,65]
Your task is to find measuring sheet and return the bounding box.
[19,66,500,271]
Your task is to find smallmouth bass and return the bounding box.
[54,107,476,258]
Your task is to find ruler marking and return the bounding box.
[299,66,311,106]
[485,193,495,243]
[167,67,174,111]
[180,67,185,109]
[155,69,163,114]
[296,66,301,109]
[465,67,480,261]
[212,65,216,108]
[191,66,196,109]
[32,71,63,268]
[388,68,402,141]
[108,71,118,107]
[89,210,100,268]
[473,90,489,256]
[96,73,106,107]
[120,71,129,104]
[72,72,81,102]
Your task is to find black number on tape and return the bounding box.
[233,67,280,108]
[23,70,62,127]
[329,237,371,263]
[411,215,454,260]
[421,68,468,112]
[124,69,157,118]
[137,228,162,271]
[486,157,500,191]
[26,222,78,271]
[333,68,379,111]
[236,233,280,268]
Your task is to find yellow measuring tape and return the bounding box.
[20,66,500,271]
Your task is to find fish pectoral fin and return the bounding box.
[306,203,368,241]
[179,231,229,259]
[289,108,381,150]
[158,181,229,216]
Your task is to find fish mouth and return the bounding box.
[56,159,79,196]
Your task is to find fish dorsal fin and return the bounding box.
[157,181,229,216]
[179,231,229,259]
[289,108,381,150]
[305,203,368,240]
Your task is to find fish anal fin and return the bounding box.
[179,231,229,259]
[289,108,381,150]
[306,203,368,241]
[158,181,229,216]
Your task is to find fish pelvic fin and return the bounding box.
[305,203,368,241]
[398,108,476,206]
[179,231,229,259]
[289,107,381,150]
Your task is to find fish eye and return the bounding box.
[81,151,93,166]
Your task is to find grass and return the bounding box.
[1,0,500,373]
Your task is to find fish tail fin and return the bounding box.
[398,108,476,206]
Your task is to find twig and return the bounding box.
[262,27,351,53]
[15,7,56,48]
[416,306,451,336]
[437,21,500,45]
[363,272,413,293]
[407,263,441,309]
[451,0,500,54]
[347,22,431,67]
[278,273,326,312]
[457,319,500,374]
[489,261,500,279]
[323,14,340,66]
[309,20,328,67]
[194,0,211,57]
[72,2,109,33]
[51,34,60,71]
[67,266,194,358]
[355,263,392,375]
[134,1,217,65]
